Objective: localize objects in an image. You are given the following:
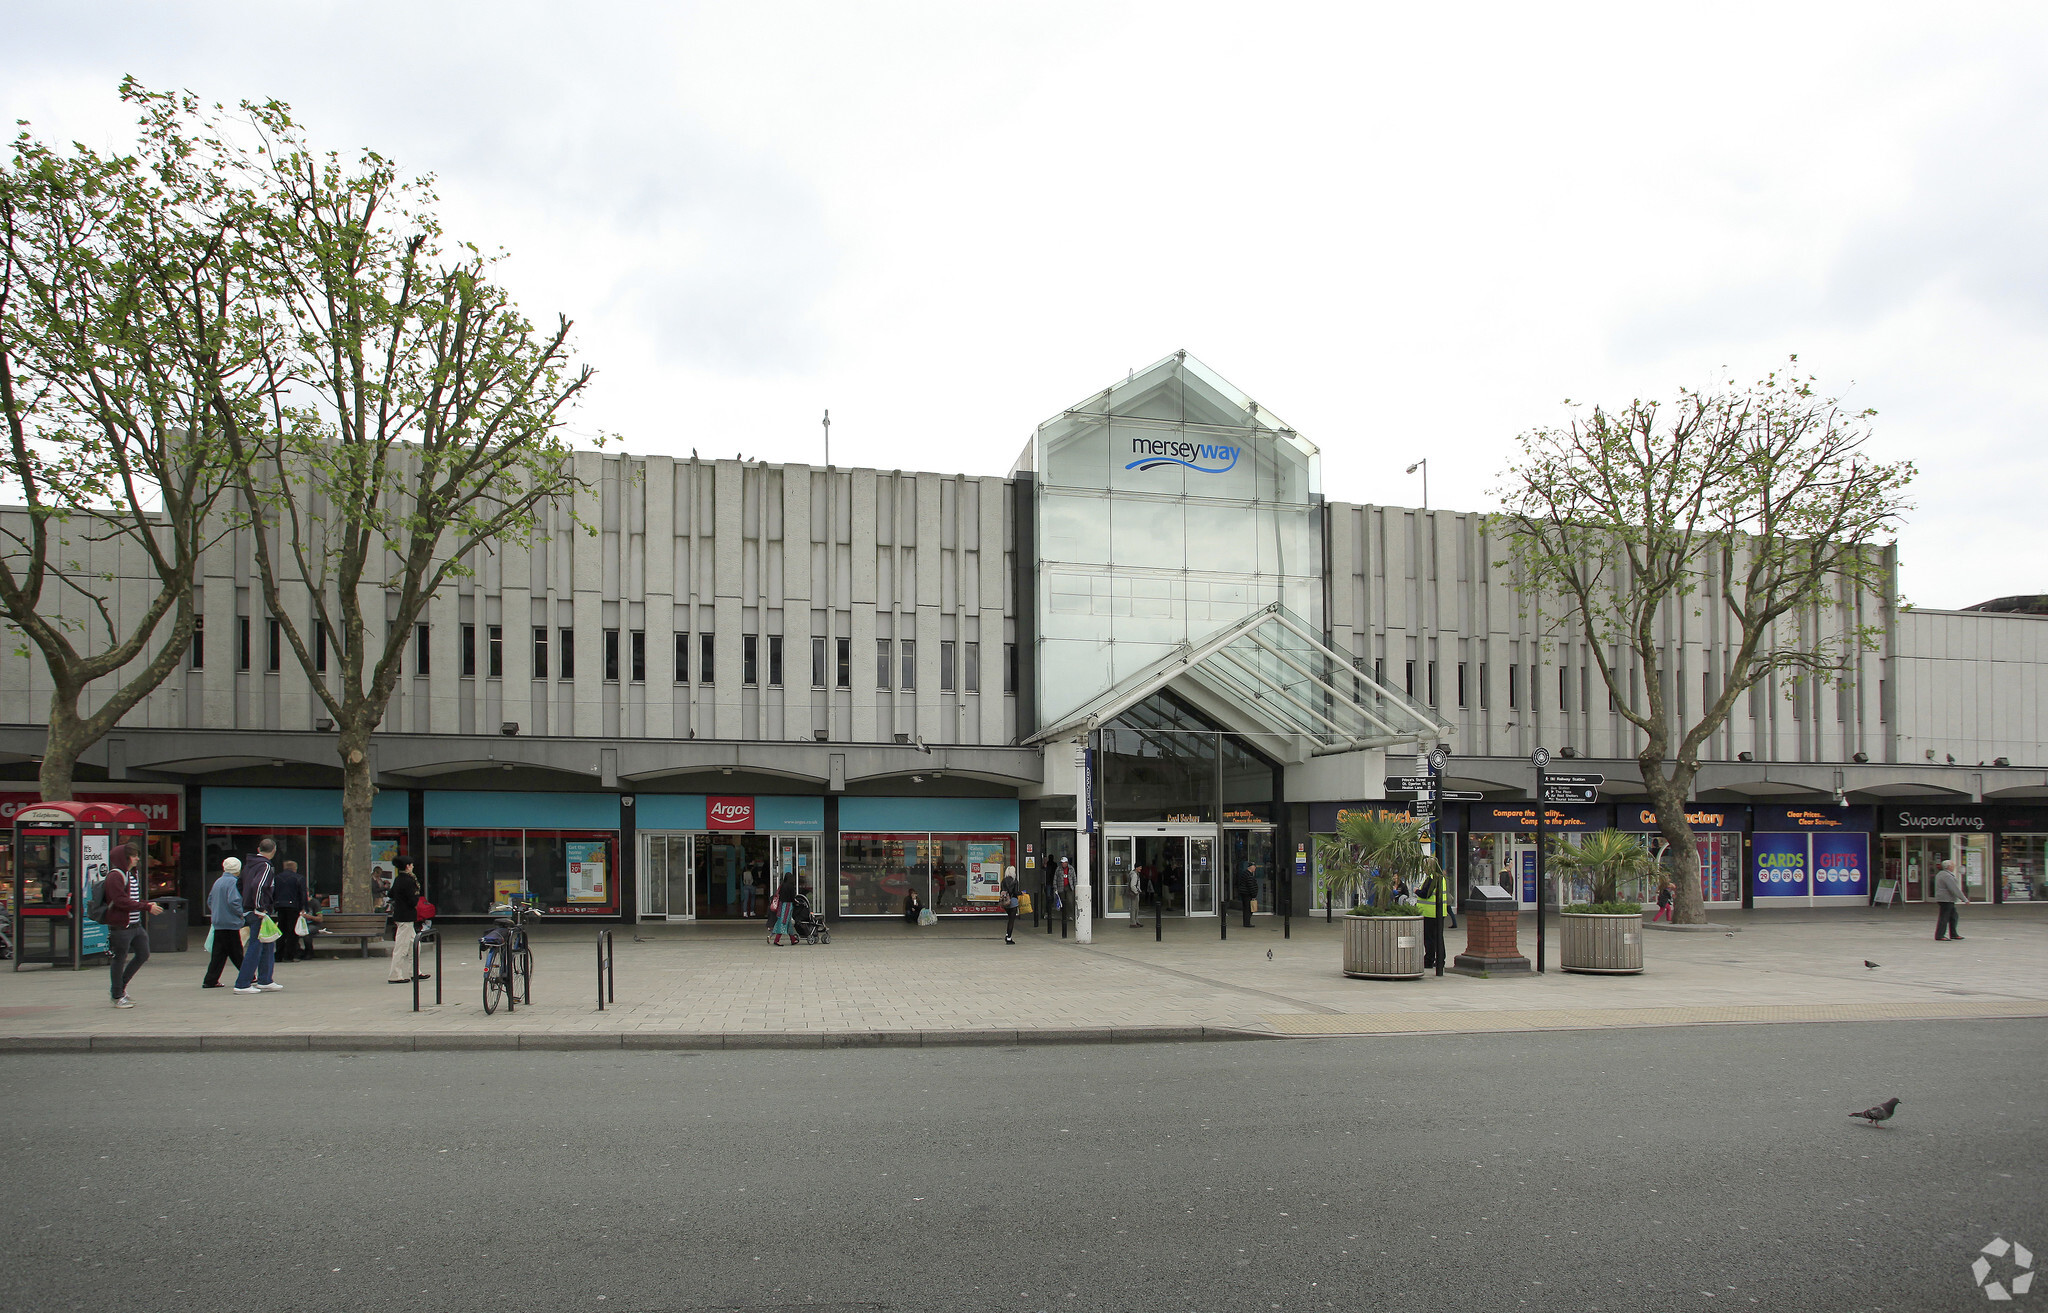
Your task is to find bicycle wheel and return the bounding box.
[516,945,534,1002]
[482,946,503,1015]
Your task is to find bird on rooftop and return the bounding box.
[1850,1097,1901,1127]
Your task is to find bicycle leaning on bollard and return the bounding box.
[480,899,541,1015]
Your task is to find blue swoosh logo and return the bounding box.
[1124,447,1240,475]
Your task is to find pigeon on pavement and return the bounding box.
[1865,960,1881,969]
[1850,1097,1901,1127]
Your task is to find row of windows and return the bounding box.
[1356,651,1883,725]
[192,616,1019,693]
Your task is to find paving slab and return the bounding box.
[2,905,2041,1048]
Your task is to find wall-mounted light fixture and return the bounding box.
[501,722,520,736]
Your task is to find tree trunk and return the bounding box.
[1643,774,1707,924]
[338,725,379,913]
[37,704,90,802]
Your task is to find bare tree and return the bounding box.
[1492,363,1914,924]
[0,83,259,799]
[205,97,604,913]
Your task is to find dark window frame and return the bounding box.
[268,617,283,673]
[190,614,205,670]
[964,641,979,694]
[767,634,783,688]
[414,623,430,676]
[487,625,503,678]
[742,634,759,686]
[940,640,956,693]
[237,615,251,672]
[461,623,478,678]
[811,637,827,688]
[674,632,690,684]
[698,632,714,685]
[877,638,892,691]
[558,628,575,680]
[603,627,621,683]
[630,629,646,683]
[836,637,851,689]
[532,626,549,680]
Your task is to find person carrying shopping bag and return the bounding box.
[232,839,283,995]
[201,858,246,988]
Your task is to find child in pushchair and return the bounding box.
[788,891,830,945]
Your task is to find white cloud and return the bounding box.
[5,0,2043,606]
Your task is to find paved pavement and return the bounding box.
[4,1021,2041,1312]
[3,905,2044,1047]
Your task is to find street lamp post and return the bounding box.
[1405,459,1428,510]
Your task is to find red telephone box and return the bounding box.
[9,801,151,971]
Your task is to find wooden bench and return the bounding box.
[305,913,388,958]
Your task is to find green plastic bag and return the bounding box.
[257,914,282,943]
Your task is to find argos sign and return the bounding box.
[706,796,754,830]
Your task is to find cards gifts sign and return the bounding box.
[1751,831,1811,897]
[1751,831,1872,899]
[1811,832,1871,896]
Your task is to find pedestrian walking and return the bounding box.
[1000,864,1021,944]
[201,857,246,989]
[1653,879,1675,923]
[102,843,160,1008]
[232,839,282,994]
[386,857,428,982]
[272,859,310,962]
[1933,857,1968,941]
[769,872,797,945]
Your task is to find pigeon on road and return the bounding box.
[1865,960,1881,969]
[1851,1097,1902,1127]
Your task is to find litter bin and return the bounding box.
[147,897,189,953]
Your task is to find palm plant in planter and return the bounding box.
[1332,814,1438,979]
[1548,829,1652,974]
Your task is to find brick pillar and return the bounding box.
[1452,899,1531,975]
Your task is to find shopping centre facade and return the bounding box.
[2,353,2044,925]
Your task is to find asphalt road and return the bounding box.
[3,1020,2041,1312]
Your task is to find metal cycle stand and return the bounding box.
[410,928,443,1013]
[595,929,616,1011]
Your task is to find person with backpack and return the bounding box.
[100,843,160,1008]
[201,857,246,988]
[386,857,429,982]
[232,838,283,995]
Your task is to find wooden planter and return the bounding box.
[1559,912,1644,974]
[1342,914,1424,980]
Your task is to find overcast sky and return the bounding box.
[6,2,2044,609]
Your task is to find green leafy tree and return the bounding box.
[1326,812,1440,915]
[188,95,606,912]
[1547,829,1657,908]
[1492,364,1913,924]
[0,84,259,800]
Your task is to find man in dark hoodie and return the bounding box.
[232,838,282,994]
[104,843,160,1008]
[272,858,310,962]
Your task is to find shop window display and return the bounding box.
[1999,835,2045,902]
[838,832,1016,916]
[205,826,408,915]
[426,829,617,916]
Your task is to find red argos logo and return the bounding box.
[707,796,754,830]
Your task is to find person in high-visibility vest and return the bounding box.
[1415,866,1447,969]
